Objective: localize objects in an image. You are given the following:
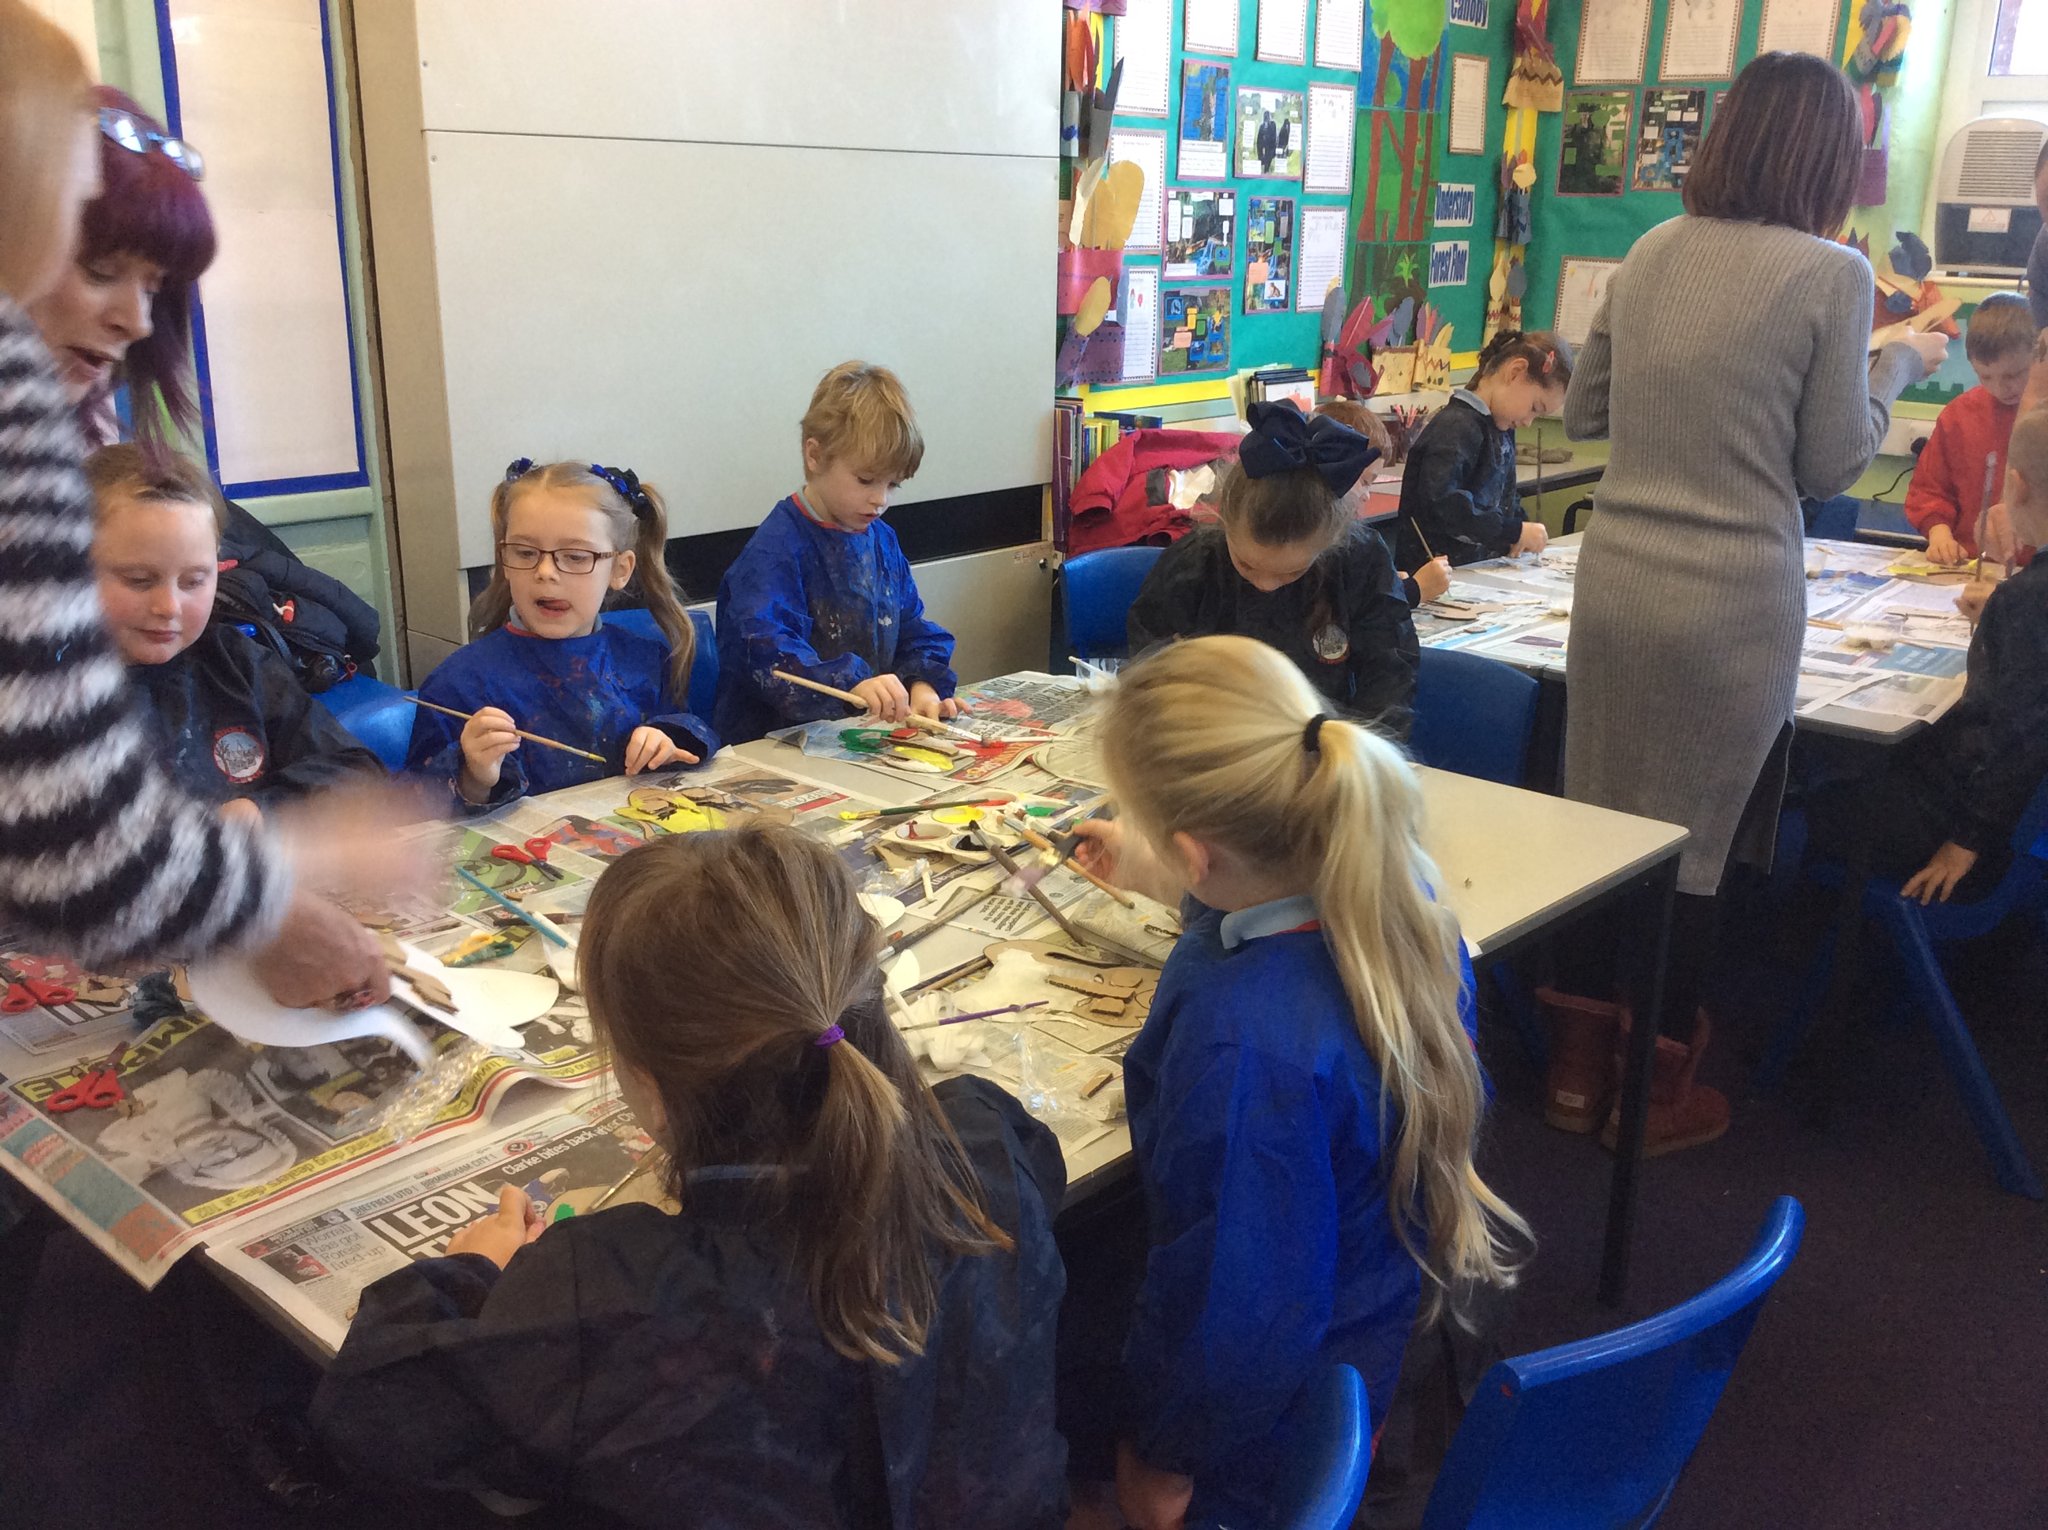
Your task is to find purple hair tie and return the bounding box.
[814,1024,845,1048]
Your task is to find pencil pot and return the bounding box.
[1057,249,1124,315]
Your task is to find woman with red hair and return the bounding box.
[29,86,215,452]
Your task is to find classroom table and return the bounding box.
[1417,535,1969,742]
[735,730,1689,1308]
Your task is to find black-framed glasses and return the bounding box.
[98,107,205,181]
[498,543,617,576]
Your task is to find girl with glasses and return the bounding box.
[406,458,717,810]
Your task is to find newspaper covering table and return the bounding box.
[1411,538,1971,733]
[2,728,1158,1338]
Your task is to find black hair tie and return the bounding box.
[1303,714,1327,753]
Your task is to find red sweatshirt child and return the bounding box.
[1904,387,2017,559]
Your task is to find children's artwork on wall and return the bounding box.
[1349,242,1427,345]
[1245,195,1295,311]
[1235,87,1306,180]
[1556,89,1631,197]
[1632,88,1704,193]
[1159,285,1232,374]
[1165,187,1238,279]
[1179,60,1232,178]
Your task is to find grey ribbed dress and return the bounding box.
[1563,217,1922,895]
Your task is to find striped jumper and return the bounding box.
[0,296,286,965]
[1563,217,1921,895]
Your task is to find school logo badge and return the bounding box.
[212,727,266,784]
[1311,623,1351,663]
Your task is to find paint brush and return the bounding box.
[983,840,1089,946]
[455,867,571,946]
[770,669,979,740]
[409,698,609,764]
[590,1159,657,1211]
[897,1000,1048,1032]
[1004,814,1135,907]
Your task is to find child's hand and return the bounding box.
[446,1185,546,1269]
[907,681,960,721]
[1116,1441,1194,1530]
[1924,524,1965,566]
[1902,842,1979,905]
[458,706,521,800]
[1414,556,1453,604]
[851,674,911,722]
[1073,819,1186,909]
[623,725,698,775]
[1512,522,1548,557]
[217,798,262,828]
[1957,580,1995,624]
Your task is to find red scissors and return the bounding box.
[491,837,563,882]
[46,1039,129,1113]
[1,961,77,1014]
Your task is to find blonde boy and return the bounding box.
[713,362,960,742]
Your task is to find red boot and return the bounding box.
[1536,988,1626,1134]
[1600,1009,1731,1157]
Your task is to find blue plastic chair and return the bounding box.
[1420,1196,1806,1529]
[315,673,415,772]
[1409,648,1541,787]
[603,606,719,719]
[1056,546,1164,666]
[1262,1364,1371,1530]
[1755,776,2048,1200]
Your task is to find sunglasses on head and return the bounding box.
[98,107,205,181]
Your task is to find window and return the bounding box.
[1992,0,2048,75]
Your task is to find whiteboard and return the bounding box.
[410,0,1054,156]
[426,131,1054,566]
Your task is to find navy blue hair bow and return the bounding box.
[504,457,536,481]
[1239,402,1380,496]
[590,462,656,520]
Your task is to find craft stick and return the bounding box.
[1005,815,1136,907]
[409,698,608,764]
[898,1000,1049,1032]
[769,669,976,739]
[455,867,571,946]
[985,841,1089,946]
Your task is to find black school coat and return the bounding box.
[311,1076,1070,1530]
[1126,521,1419,739]
[1395,390,1524,569]
[1896,554,2048,857]
[133,625,383,807]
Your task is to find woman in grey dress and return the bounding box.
[1551,53,1945,1152]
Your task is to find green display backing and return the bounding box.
[1090,2,1365,395]
[1423,13,1515,350]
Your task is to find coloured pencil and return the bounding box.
[455,866,571,946]
[408,698,608,764]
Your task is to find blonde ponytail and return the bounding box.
[579,825,1010,1363]
[1095,635,1528,1304]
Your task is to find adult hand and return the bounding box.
[851,674,911,723]
[1924,524,1965,567]
[1414,556,1453,604]
[1513,521,1549,557]
[623,725,697,775]
[1116,1441,1193,1530]
[446,1186,546,1268]
[458,706,521,801]
[268,780,438,905]
[248,891,389,1009]
[1956,580,1995,624]
[1902,842,1979,905]
[1901,330,1950,379]
[1978,500,2019,566]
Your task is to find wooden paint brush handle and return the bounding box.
[409,698,610,764]
[770,669,966,738]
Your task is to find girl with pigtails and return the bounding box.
[405,458,718,810]
[314,824,1071,1525]
[1072,634,1528,1529]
